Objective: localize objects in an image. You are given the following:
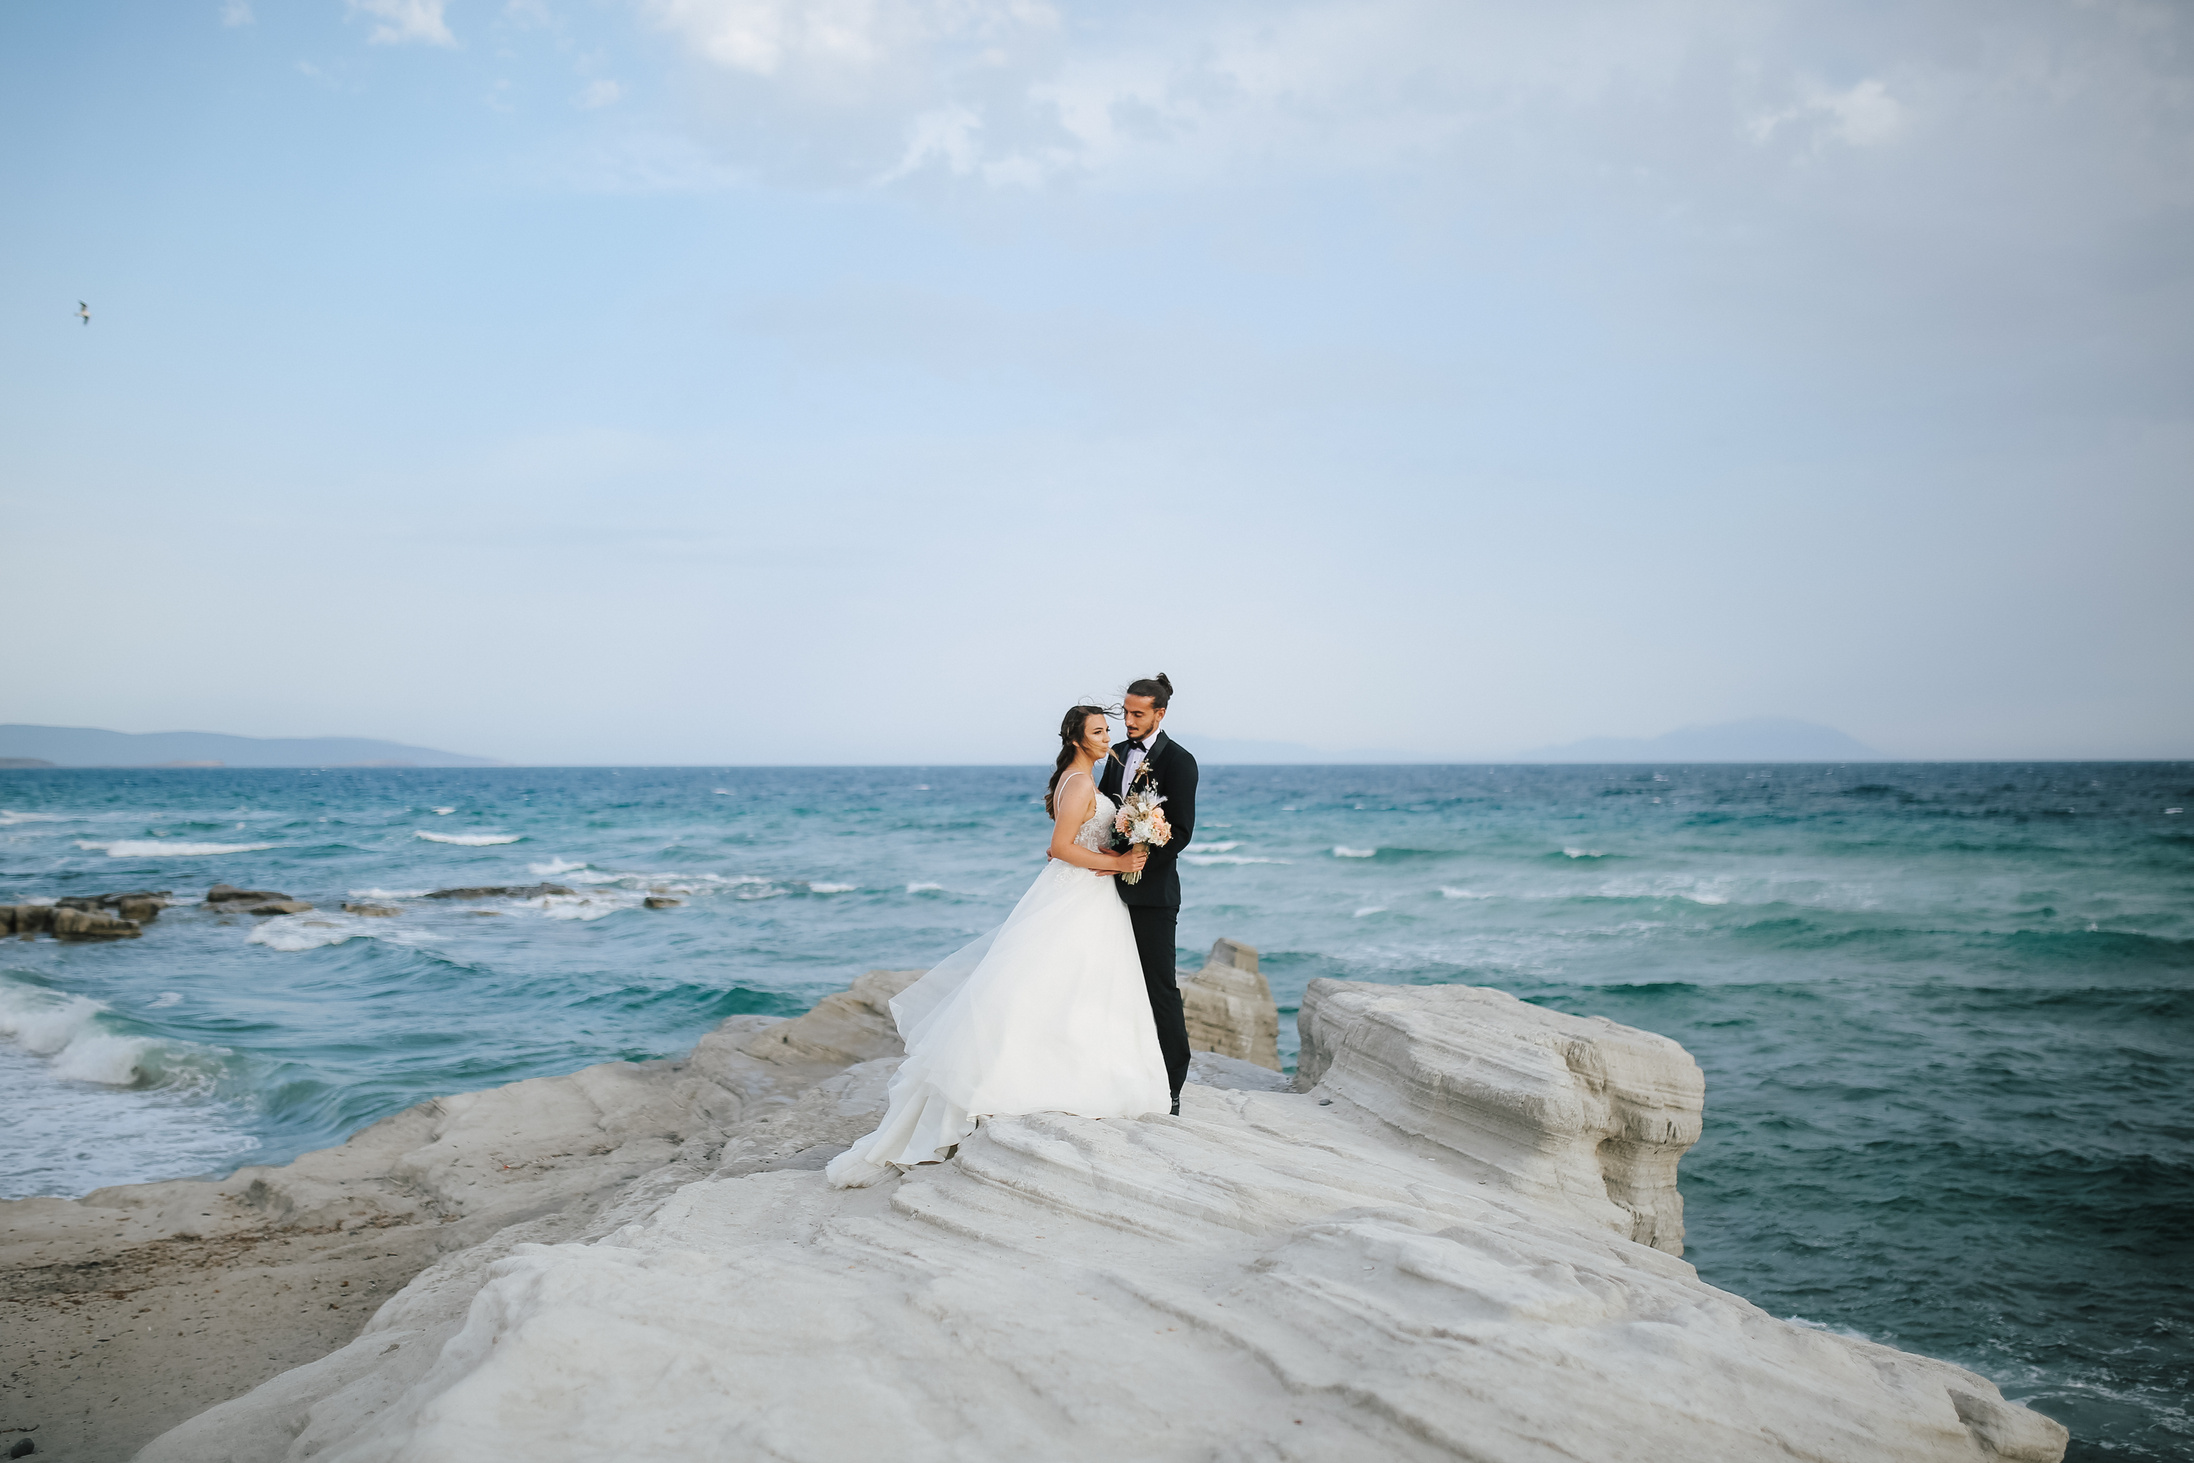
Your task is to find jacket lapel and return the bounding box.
[1131,731,1169,788]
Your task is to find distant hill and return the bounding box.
[1517,718,1883,763]
[0,724,503,769]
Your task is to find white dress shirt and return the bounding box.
[1118,736,1152,791]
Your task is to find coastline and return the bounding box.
[0,969,927,1461]
[3,950,2066,1462]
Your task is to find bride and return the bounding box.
[825,705,1172,1188]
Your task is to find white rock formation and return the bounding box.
[1178,936,1281,1071]
[136,976,2065,1463]
[1296,977,1703,1253]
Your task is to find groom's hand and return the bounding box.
[1121,847,1149,874]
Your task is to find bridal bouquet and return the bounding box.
[1114,787,1171,885]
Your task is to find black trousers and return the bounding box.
[1127,904,1192,1099]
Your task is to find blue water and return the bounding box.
[1,763,2187,1458]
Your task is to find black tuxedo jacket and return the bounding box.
[1098,730,1197,911]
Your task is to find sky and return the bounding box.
[2,0,2188,765]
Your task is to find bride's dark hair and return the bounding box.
[1044,704,1111,819]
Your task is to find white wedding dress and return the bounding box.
[825,774,1171,1188]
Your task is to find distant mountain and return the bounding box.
[0,724,503,769]
[1517,718,1883,763]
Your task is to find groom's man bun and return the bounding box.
[1125,673,1173,708]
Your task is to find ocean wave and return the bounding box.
[415,831,524,846]
[431,807,455,815]
[806,883,857,894]
[1440,887,1495,899]
[528,857,590,876]
[77,839,277,857]
[1,809,66,825]
[0,981,225,1088]
[1183,855,1291,865]
[1333,846,1377,858]
[906,882,945,894]
[1562,847,1609,859]
[249,915,371,952]
[1354,906,1387,918]
[1199,841,1242,853]
[534,893,632,921]
[349,887,428,900]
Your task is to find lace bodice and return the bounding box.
[1060,774,1116,854]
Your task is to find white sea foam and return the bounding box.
[51,1033,169,1085]
[906,882,945,894]
[529,857,590,876]
[807,883,857,894]
[0,810,66,825]
[1182,855,1290,866]
[713,789,734,796]
[415,831,523,846]
[0,988,108,1059]
[0,983,201,1087]
[148,992,183,1009]
[77,839,277,857]
[533,894,630,921]
[1353,906,1387,918]
[1562,847,1607,859]
[1440,887,1495,899]
[1333,846,1377,859]
[431,807,456,815]
[1199,842,1242,853]
[249,915,368,952]
[349,887,428,900]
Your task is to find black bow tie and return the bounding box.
[1124,738,1147,752]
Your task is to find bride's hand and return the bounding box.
[1119,847,1149,874]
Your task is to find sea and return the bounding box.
[1,762,2187,1458]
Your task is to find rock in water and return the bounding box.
[99,890,172,923]
[1177,937,1281,1070]
[131,970,2064,1463]
[6,905,55,935]
[1298,977,1702,1253]
[341,903,400,917]
[643,896,682,909]
[51,907,141,941]
[422,884,576,900]
[204,885,311,916]
[203,884,287,907]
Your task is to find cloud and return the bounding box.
[350,0,457,46]
[581,78,624,107]
[623,0,2190,213]
[220,0,254,26]
[1749,78,1907,149]
[642,0,1054,78]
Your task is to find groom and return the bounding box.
[1100,673,1197,1115]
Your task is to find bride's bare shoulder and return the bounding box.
[1053,768,1096,818]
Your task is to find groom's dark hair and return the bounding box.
[1125,673,1173,708]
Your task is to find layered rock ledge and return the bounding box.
[3,954,2065,1463]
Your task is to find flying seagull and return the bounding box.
[77,301,90,326]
